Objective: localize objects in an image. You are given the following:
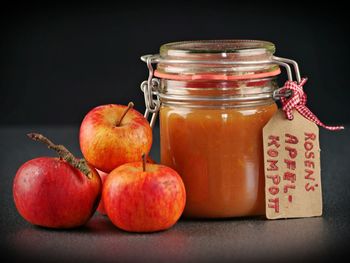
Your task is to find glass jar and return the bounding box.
[141,40,298,218]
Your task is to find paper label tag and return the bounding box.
[263,109,322,219]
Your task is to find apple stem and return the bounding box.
[142,153,146,172]
[27,133,92,179]
[116,102,134,126]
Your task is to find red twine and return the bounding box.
[279,78,344,131]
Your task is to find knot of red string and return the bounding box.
[279,78,344,131]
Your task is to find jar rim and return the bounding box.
[156,40,279,79]
[160,40,276,58]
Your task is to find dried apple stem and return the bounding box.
[142,153,147,172]
[116,102,134,126]
[27,133,92,179]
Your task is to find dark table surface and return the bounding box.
[1,125,349,263]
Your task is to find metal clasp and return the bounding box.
[140,55,161,128]
[271,56,302,99]
[140,54,303,127]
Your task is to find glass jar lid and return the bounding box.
[155,40,281,80]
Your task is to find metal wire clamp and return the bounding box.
[140,54,302,128]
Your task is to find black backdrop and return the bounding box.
[1,2,350,126]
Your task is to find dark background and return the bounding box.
[1,1,350,126]
[1,2,350,263]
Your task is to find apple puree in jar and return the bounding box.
[160,102,277,218]
[143,40,282,218]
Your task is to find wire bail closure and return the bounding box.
[140,54,303,128]
[140,55,161,128]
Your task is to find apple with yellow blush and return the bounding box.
[79,102,152,173]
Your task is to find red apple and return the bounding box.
[13,133,102,229]
[96,156,155,215]
[79,102,152,173]
[103,156,186,232]
[96,169,108,215]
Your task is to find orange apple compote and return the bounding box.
[160,103,277,218]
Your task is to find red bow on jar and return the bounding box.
[279,78,344,131]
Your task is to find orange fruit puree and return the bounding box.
[160,102,277,218]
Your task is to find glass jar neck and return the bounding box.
[157,40,278,77]
[158,78,278,108]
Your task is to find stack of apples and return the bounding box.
[13,103,186,232]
